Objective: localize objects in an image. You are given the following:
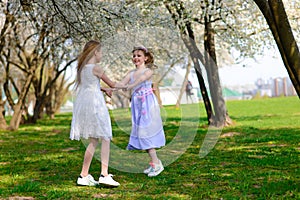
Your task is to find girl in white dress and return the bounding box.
[70,40,119,187]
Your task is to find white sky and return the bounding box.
[185,48,290,87]
[218,56,289,86]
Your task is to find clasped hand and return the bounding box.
[114,82,130,91]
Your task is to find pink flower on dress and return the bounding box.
[134,87,154,116]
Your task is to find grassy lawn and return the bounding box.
[0,96,299,199]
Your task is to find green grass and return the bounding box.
[0,96,299,199]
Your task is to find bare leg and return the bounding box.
[100,138,110,176]
[147,148,159,164]
[80,138,99,177]
[98,138,120,186]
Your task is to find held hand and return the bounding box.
[120,84,131,91]
[114,85,128,90]
[115,82,128,90]
[126,84,133,90]
[102,87,127,93]
[105,89,113,97]
[101,88,113,97]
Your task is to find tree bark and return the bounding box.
[204,19,229,126]
[176,59,191,108]
[0,86,8,129]
[9,73,33,130]
[181,34,213,124]
[164,1,213,124]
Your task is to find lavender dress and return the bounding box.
[127,69,166,150]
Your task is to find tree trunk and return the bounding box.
[181,34,213,124]
[254,0,300,97]
[31,98,45,123]
[0,97,8,130]
[9,103,23,130]
[0,113,7,129]
[176,59,191,108]
[9,73,33,130]
[164,1,214,124]
[204,19,231,126]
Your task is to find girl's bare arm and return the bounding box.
[115,71,132,89]
[127,69,153,90]
[93,65,115,87]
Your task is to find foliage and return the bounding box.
[0,0,79,128]
[0,97,299,199]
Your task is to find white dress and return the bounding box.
[70,64,112,141]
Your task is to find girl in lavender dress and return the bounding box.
[116,46,165,177]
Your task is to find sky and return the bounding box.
[184,48,290,88]
[218,55,289,86]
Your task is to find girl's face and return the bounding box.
[132,50,147,67]
[94,49,102,63]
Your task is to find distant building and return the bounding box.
[222,76,296,99]
[256,78,272,97]
[273,77,296,97]
[255,77,296,97]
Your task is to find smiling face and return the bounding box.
[132,50,147,67]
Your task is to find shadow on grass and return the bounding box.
[0,110,299,199]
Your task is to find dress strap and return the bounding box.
[130,70,136,81]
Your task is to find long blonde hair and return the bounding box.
[75,40,101,88]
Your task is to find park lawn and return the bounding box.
[0,96,299,199]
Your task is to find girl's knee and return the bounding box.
[89,138,99,146]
